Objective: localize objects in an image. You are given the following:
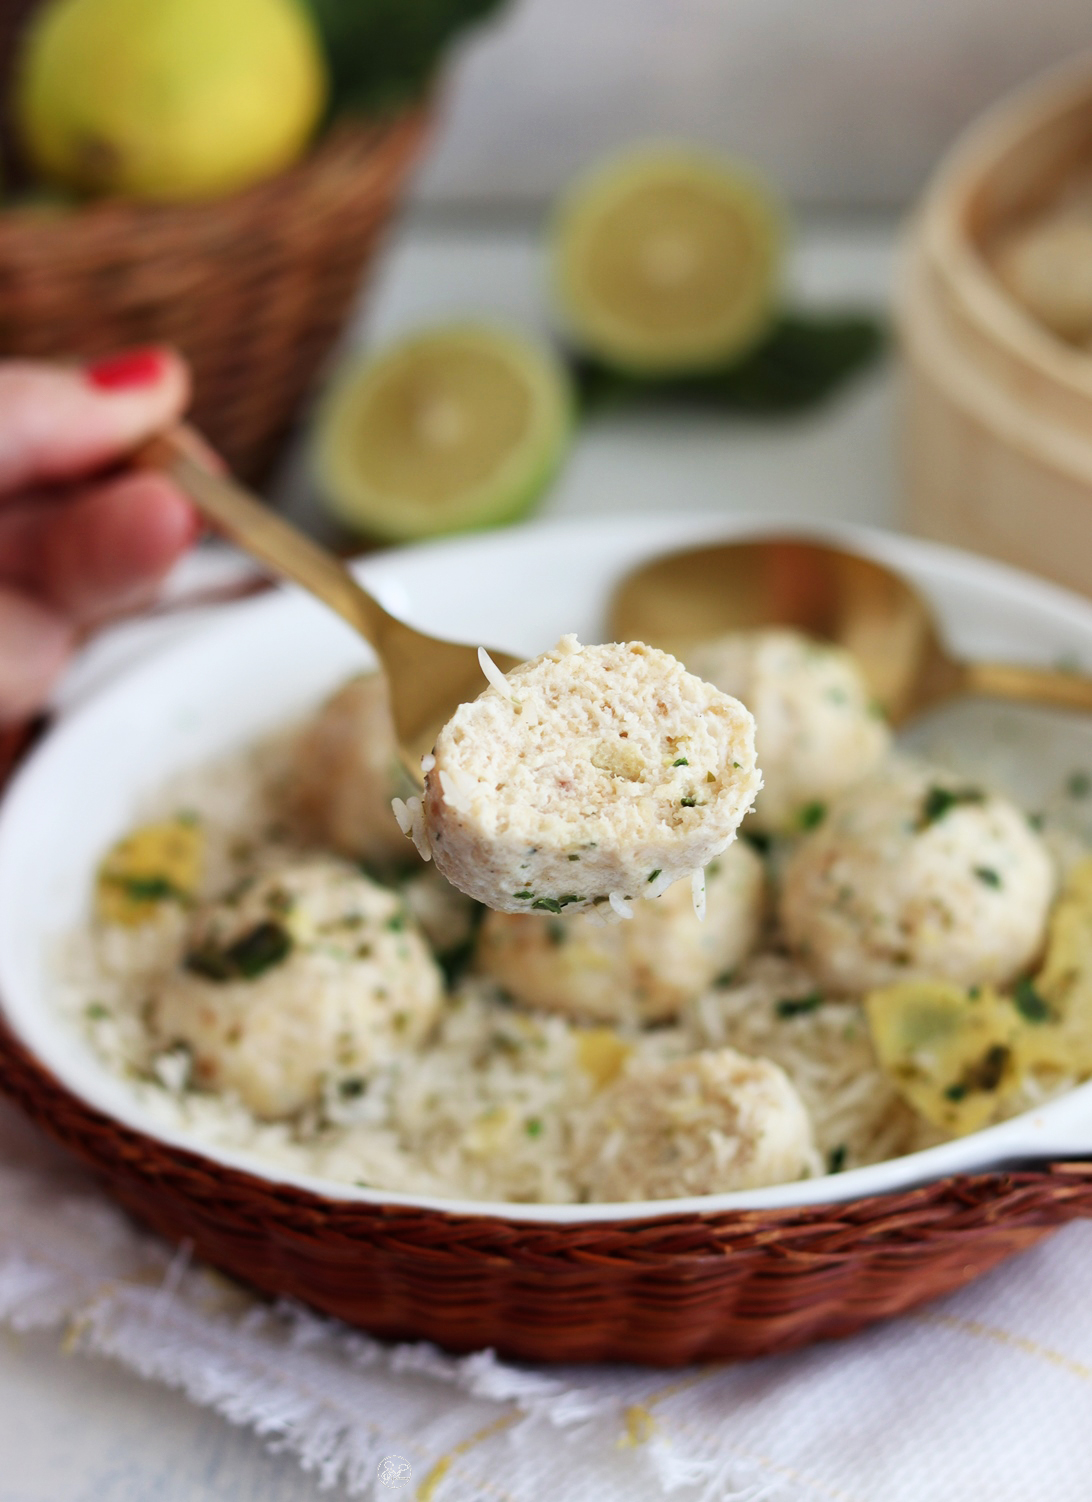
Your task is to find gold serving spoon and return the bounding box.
[609,535,1092,724]
[135,428,518,780]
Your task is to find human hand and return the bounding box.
[0,349,200,725]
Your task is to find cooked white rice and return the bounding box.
[53,676,1090,1206]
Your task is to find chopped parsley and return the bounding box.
[185,920,293,982]
[525,1117,544,1138]
[530,894,582,914]
[776,991,823,1018]
[513,890,535,901]
[672,757,689,767]
[917,785,985,829]
[85,1002,110,1021]
[680,796,699,808]
[338,1077,366,1099]
[109,874,183,903]
[1067,771,1091,799]
[568,853,581,861]
[827,1144,848,1174]
[974,866,1002,889]
[797,801,827,832]
[1013,977,1052,1024]
[385,912,406,932]
[944,1044,1011,1101]
[647,869,662,884]
[742,830,771,856]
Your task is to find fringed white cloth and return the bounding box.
[3,1098,1092,1501]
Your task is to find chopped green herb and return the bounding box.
[1067,771,1091,799]
[968,986,981,1000]
[672,757,689,767]
[974,866,1002,889]
[386,913,406,932]
[945,1044,1011,1100]
[680,796,699,808]
[513,890,535,901]
[546,920,566,947]
[85,1002,110,1021]
[827,1144,848,1174]
[1028,812,1046,832]
[525,1117,544,1138]
[714,969,736,989]
[797,801,827,831]
[918,785,985,829]
[647,869,662,884]
[1013,978,1052,1024]
[338,1077,365,1099]
[743,830,771,856]
[110,874,182,903]
[776,991,823,1018]
[185,920,293,982]
[568,853,581,861]
[732,761,741,768]
[706,771,716,784]
[707,860,721,877]
[530,894,582,914]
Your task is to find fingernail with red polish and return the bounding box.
[85,347,168,391]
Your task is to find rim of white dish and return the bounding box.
[2,510,1092,1225]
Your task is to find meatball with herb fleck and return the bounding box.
[686,628,890,833]
[779,762,1054,994]
[475,838,764,1024]
[571,1047,814,1201]
[421,633,761,916]
[148,858,443,1119]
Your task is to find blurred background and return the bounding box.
[416,0,1092,211]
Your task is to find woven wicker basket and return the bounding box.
[0,108,431,480]
[2,1015,1090,1365]
[1,709,1090,1365]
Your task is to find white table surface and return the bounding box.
[1,215,908,1498]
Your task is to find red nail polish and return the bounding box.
[85,347,168,391]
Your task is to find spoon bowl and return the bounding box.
[610,534,1092,723]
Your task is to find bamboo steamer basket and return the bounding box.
[900,57,1092,598]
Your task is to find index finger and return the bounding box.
[0,350,191,496]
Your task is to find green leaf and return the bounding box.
[571,310,886,418]
[302,0,510,118]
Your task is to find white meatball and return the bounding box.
[422,634,761,915]
[779,762,1055,994]
[476,839,765,1023]
[291,674,414,874]
[686,628,890,833]
[149,859,443,1119]
[571,1048,814,1201]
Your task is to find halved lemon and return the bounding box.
[554,145,783,374]
[312,324,572,542]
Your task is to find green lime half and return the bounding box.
[312,324,572,542]
[554,145,783,374]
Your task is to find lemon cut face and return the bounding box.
[313,325,572,542]
[555,146,782,373]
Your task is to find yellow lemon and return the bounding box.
[554,144,783,373]
[312,324,572,542]
[17,0,327,201]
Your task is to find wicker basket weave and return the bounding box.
[0,110,431,480]
[2,1015,1090,1365]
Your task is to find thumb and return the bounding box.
[0,350,191,496]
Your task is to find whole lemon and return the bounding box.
[16,0,329,201]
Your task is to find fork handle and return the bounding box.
[134,427,389,649]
